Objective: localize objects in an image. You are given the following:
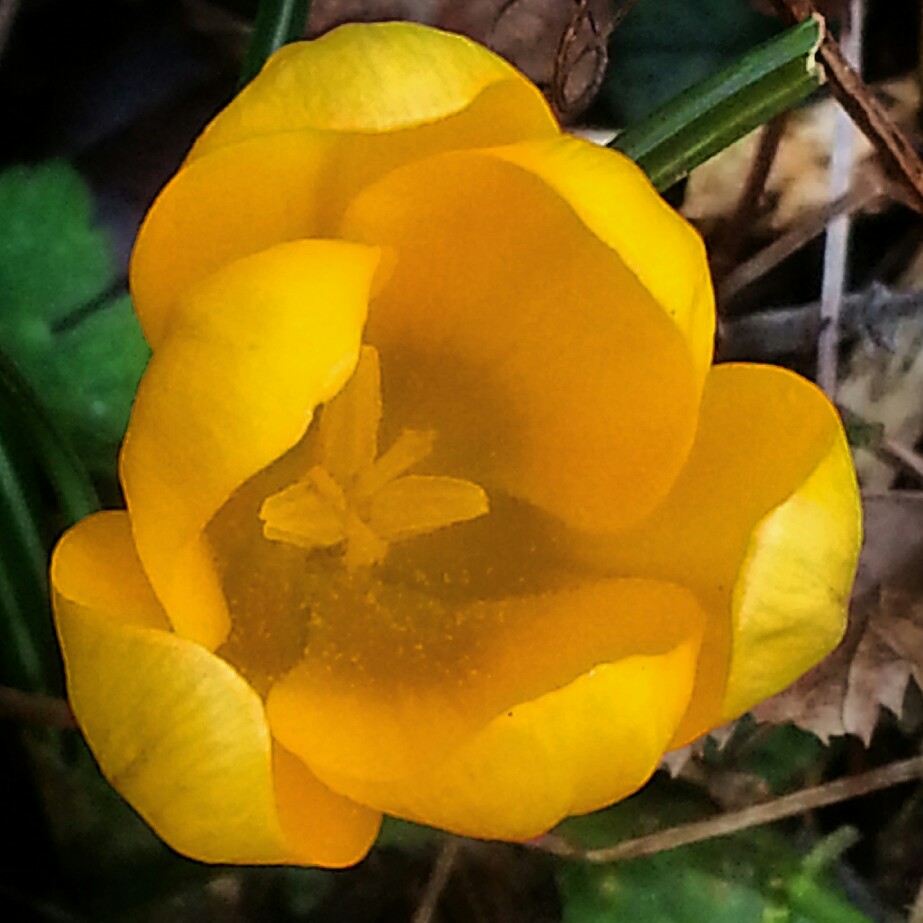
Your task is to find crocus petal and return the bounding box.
[189,23,557,158]
[132,22,556,345]
[133,26,559,348]
[724,416,860,720]
[131,134,337,347]
[267,579,704,811]
[573,364,861,742]
[272,742,381,867]
[287,649,699,842]
[490,137,715,384]
[341,149,703,532]
[121,240,379,647]
[52,511,380,866]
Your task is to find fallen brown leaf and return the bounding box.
[754,491,923,743]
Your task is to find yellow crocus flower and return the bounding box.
[50,23,861,868]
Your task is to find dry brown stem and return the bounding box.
[881,439,923,486]
[0,685,76,729]
[536,756,923,863]
[718,179,880,305]
[766,0,923,213]
[0,0,21,62]
[712,115,789,278]
[411,837,462,923]
[549,0,622,120]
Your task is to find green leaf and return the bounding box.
[560,857,775,923]
[603,0,780,124]
[0,353,100,691]
[51,294,150,475]
[613,17,824,191]
[0,163,111,327]
[0,162,149,480]
[556,782,875,923]
[376,816,441,852]
[733,723,828,795]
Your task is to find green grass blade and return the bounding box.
[240,0,312,87]
[613,16,824,191]
[0,353,99,525]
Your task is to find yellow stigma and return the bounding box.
[260,346,489,569]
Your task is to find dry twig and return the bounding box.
[0,685,76,729]
[535,756,923,863]
[410,836,462,923]
[880,438,923,486]
[766,0,923,214]
[0,0,20,63]
[718,180,881,305]
[817,0,863,397]
[712,115,789,278]
[720,282,923,360]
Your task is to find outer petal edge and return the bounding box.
[269,578,704,839]
[488,137,716,386]
[52,511,381,867]
[566,364,860,746]
[189,23,557,158]
[122,239,379,647]
[722,418,862,721]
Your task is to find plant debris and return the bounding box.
[755,492,923,743]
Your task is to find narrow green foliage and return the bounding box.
[603,0,780,123]
[614,17,824,191]
[0,353,99,526]
[0,353,98,692]
[241,0,313,87]
[0,395,55,691]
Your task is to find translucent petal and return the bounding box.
[725,418,860,720]
[121,240,378,647]
[490,136,715,383]
[267,578,704,792]
[132,24,558,346]
[131,133,337,347]
[272,743,381,867]
[189,23,556,157]
[341,150,702,532]
[52,511,380,866]
[297,650,699,841]
[571,364,861,742]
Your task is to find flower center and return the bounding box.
[258,346,489,570]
